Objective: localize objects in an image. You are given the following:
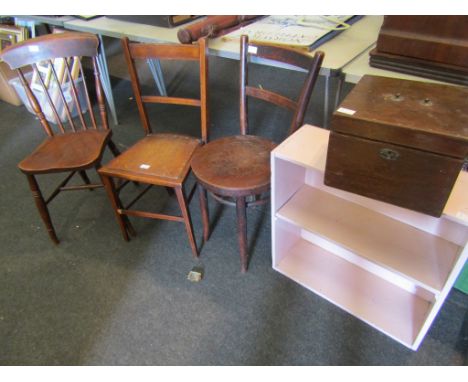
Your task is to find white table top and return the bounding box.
[14,15,76,27]
[63,16,183,43]
[63,15,384,75]
[209,16,383,73]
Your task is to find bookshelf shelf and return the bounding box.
[271,125,468,350]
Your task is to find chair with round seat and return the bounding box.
[191,35,324,272]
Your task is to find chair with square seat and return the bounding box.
[98,37,209,258]
[191,35,324,272]
[0,32,121,244]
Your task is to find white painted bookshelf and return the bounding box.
[271,124,468,350]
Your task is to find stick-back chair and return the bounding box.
[0,32,120,244]
[98,37,209,258]
[191,35,324,272]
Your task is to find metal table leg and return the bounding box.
[147,59,167,96]
[323,73,330,128]
[324,70,345,129]
[97,35,119,126]
[14,18,36,37]
[334,72,345,110]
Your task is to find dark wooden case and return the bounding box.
[324,75,468,217]
[369,16,468,86]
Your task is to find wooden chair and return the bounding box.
[191,35,324,272]
[98,37,209,258]
[0,32,120,244]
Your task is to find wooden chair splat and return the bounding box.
[92,57,109,131]
[31,62,66,132]
[77,59,98,129]
[245,86,298,111]
[17,68,54,137]
[47,59,77,132]
[141,95,201,106]
[63,57,87,130]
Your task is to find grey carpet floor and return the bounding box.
[0,41,466,365]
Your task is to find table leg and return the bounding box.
[324,71,345,129]
[147,59,167,96]
[334,72,345,110]
[323,73,330,128]
[14,18,36,37]
[97,35,119,126]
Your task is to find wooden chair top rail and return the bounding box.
[0,32,99,69]
[245,86,298,111]
[129,43,202,61]
[121,36,209,140]
[141,95,201,107]
[240,34,324,136]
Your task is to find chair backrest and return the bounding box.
[239,35,324,137]
[0,32,108,137]
[121,37,209,144]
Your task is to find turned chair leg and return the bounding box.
[78,170,92,189]
[100,174,134,241]
[236,196,248,273]
[197,183,210,242]
[175,186,198,258]
[26,173,59,244]
[107,139,121,157]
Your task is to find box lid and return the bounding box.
[331,75,468,158]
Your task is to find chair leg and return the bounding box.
[26,173,59,244]
[236,196,248,273]
[175,186,198,258]
[197,183,210,242]
[106,141,139,188]
[100,174,132,241]
[107,139,121,157]
[78,170,92,189]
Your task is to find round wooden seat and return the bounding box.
[191,135,277,197]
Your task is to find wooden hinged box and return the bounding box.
[325,75,468,217]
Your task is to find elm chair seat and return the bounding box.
[99,133,200,185]
[191,135,276,196]
[19,130,111,174]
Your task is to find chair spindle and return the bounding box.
[78,59,98,130]
[49,59,77,132]
[17,68,54,137]
[92,57,109,130]
[64,57,87,130]
[32,62,66,133]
